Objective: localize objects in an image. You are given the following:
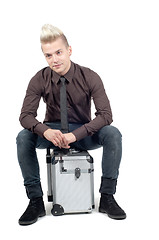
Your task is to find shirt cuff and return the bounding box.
[72,125,88,141]
[33,123,50,138]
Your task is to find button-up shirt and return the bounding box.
[19,61,113,141]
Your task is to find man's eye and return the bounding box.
[57,51,62,55]
[46,54,51,58]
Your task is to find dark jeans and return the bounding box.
[16,123,122,199]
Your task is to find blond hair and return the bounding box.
[40,24,69,47]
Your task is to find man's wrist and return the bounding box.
[70,132,76,142]
[34,123,50,138]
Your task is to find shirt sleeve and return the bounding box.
[72,71,113,141]
[19,73,50,138]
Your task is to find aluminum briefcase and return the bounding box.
[46,148,94,216]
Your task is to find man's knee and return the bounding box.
[16,129,37,147]
[107,125,122,138]
[98,125,122,145]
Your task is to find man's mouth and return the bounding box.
[53,63,62,68]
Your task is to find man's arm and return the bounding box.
[72,71,113,141]
[19,73,50,137]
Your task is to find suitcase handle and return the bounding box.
[60,161,93,178]
[75,168,81,179]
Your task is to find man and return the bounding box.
[16,24,126,225]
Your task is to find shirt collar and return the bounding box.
[52,61,74,84]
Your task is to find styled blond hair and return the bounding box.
[40,24,69,47]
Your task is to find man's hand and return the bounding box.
[43,129,76,149]
[43,129,66,148]
[62,132,76,148]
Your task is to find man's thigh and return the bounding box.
[70,125,118,151]
[35,122,109,151]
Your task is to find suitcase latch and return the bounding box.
[75,168,81,179]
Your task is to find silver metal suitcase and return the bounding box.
[46,148,95,216]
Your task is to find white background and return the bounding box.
[0,0,159,239]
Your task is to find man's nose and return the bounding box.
[52,54,57,63]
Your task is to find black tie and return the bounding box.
[60,77,68,133]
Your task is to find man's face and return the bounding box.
[41,38,72,76]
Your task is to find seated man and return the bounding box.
[16,24,126,225]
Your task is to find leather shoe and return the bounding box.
[19,197,46,225]
[99,194,126,220]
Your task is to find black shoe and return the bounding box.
[99,194,126,220]
[19,197,46,226]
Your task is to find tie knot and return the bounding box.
[60,76,66,84]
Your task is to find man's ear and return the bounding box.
[68,46,72,56]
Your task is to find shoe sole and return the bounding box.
[99,207,126,220]
[19,211,46,226]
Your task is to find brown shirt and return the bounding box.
[19,61,113,141]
